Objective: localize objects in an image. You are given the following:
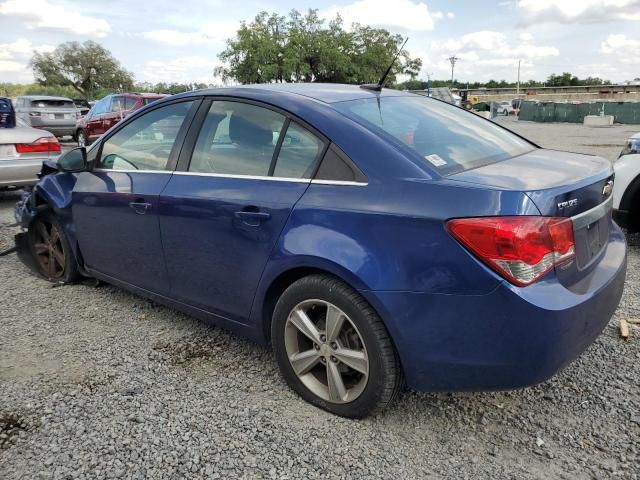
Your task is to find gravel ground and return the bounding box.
[1,122,640,479]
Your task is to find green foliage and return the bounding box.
[134,82,211,95]
[216,9,422,85]
[396,73,612,91]
[30,41,134,100]
[0,81,213,101]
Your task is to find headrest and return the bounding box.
[229,112,272,147]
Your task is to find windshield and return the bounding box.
[334,96,534,175]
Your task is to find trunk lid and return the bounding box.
[450,148,615,286]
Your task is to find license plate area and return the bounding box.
[572,199,612,270]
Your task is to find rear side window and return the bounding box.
[273,122,323,178]
[315,145,367,183]
[30,99,74,109]
[125,97,138,110]
[334,96,534,175]
[189,101,285,176]
[110,96,125,112]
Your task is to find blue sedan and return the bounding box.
[14,84,626,418]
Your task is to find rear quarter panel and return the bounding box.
[251,177,540,338]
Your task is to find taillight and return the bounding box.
[446,216,575,286]
[15,137,61,153]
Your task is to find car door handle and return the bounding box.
[235,211,271,220]
[234,209,271,226]
[129,201,152,214]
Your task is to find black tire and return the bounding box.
[271,274,403,418]
[27,207,81,283]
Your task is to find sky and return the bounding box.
[0,0,639,85]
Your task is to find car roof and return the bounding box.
[17,95,73,101]
[111,92,167,98]
[187,83,417,104]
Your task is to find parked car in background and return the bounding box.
[14,96,79,138]
[75,93,167,146]
[0,96,16,128]
[15,84,625,418]
[73,98,91,116]
[498,101,514,115]
[613,132,640,231]
[1,116,60,189]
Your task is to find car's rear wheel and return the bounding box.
[272,274,402,418]
[28,209,81,283]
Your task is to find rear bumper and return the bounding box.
[0,159,43,187]
[27,118,76,136]
[365,224,627,392]
[40,126,75,137]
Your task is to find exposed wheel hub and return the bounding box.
[284,300,369,404]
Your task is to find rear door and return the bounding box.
[73,99,199,294]
[159,99,327,321]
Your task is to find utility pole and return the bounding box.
[426,72,433,97]
[516,59,521,97]
[448,56,459,85]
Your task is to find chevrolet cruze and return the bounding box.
[15,84,626,418]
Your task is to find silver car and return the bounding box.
[14,95,79,138]
[0,117,60,189]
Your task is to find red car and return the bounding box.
[75,93,166,146]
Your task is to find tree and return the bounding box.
[546,72,579,87]
[215,9,422,85]
[31,41,134,100]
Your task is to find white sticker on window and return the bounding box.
[425,154,447,167]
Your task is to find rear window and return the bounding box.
[334,96,534,175]
[143,97,162,105]
[30,100,74,109]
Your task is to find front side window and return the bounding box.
[334,96,534,175]
[189,101,285,176]
[92,98,108,116]
[100,101,194,171]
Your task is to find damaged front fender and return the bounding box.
[13,164,83,277]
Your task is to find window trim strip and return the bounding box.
[90,168,368,186]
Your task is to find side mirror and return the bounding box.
[57,147,87,172]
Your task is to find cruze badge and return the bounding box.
[602,180,613,198]
[557,199,578,210]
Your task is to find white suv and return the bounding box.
[613,132,640,231]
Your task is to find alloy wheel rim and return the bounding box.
[32,220,65,280]
[284,300,369,404]
[78,133,85,147]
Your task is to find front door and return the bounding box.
[73,99,197,294]
[85,97,110,142]
[160,99,326,321]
